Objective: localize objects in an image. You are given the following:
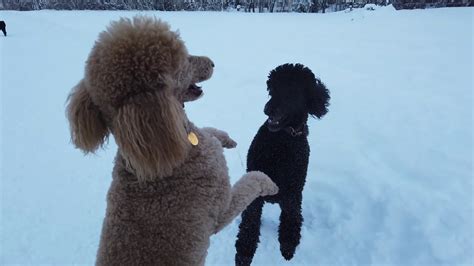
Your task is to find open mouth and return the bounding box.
[266,116,285,132]
[188,83,203,97]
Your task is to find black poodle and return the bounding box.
[0,21,6,36]
[235,63,330,265]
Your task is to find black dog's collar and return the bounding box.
[283,123,308,137]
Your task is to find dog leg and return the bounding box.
[235,198,264,266]
[278,195,303,260]
[215,171,277,233]
[201,127,237,148]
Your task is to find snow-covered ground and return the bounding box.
[1,6,473,266]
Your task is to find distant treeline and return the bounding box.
[393,0,472,9]
[0,0,472,11]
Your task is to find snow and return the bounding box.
[1,6,473,266]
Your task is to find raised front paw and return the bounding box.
[202,127,237,149]
[248,171,279,197]
[221,135,237,149]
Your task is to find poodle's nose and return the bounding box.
[211,62,215,68]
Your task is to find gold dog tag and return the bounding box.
[188,132,199,146]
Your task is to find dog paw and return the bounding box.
[235,255,253,266]
[248,171,279,196]
[261,180,279,196]
[280,242,296,260]
[221,136,237,149]
[202,127,237,149]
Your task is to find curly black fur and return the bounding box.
[0,21,6,37]
[235,63,330,265]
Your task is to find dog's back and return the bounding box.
[97,128,230,266]
[235,123,309,265]
[247,124,309,203]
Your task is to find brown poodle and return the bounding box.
[66,16,278,266]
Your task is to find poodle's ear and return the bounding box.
[308,78,330,119]
[66,80,108,153]
[113,92,190,181]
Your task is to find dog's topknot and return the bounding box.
[86,16,189,110]
[266,63,315,93]
[266,63,330,119]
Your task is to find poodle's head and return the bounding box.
[264,63,330,132]
[66,16,214,181]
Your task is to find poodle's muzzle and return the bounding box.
[264,101,288,132]
[184,56,214,102]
